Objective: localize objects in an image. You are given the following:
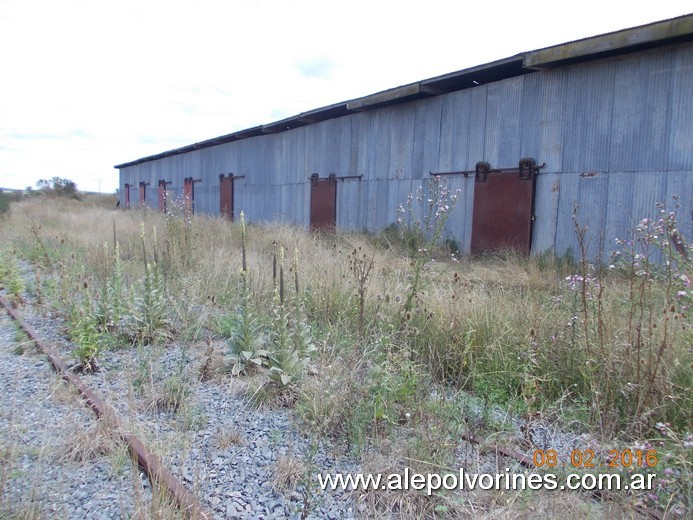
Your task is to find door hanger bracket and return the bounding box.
[519,157,544,180]
[475,162,491,182]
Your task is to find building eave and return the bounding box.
[115,14,693,170]
[524,14,693,70]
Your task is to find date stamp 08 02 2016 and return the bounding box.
[532,449,658,469]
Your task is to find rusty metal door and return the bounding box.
[139,182,147,206]
[183,177,193,216]
[124,183,130,209]
[310,176,336,231]
[470,164,536,255]
[157,180,166,212]
[220,175,234,221]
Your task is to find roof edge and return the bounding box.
[524,14,693,69]
[115,14,693,170]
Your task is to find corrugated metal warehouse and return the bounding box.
[115,15,693,260]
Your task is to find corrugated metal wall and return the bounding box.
[119,41,692,261]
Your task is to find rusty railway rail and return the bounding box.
[0,295,213,520]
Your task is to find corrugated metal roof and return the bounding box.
[524,13,693,69]
[115,14,693,170]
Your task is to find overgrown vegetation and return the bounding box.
[0,249,25,306]
[34,177,80,199]
[0,184,690,518]
[0,189,22,217]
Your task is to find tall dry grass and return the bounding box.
[1,193,691,518]
[3,195,691,433]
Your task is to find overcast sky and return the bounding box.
[1,1,690,193]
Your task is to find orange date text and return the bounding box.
[532,449,657,469]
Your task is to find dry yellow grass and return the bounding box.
[1,194,690,519]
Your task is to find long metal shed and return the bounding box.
[115,15,693,260]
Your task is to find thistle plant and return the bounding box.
[348,246,375,334]
[611,200,691,432]
[70,298,102,371]
[65,270,103,371]
[199,335,215,381]
[34,267,42,305]
[396,176,461,329]
[563,199,692,435]
[0,251,25,306]
[642,422,692,515]
[28,223,52,270]
[8,263,25,305]
[569,205,609,428]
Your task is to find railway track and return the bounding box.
[1,295,212,519]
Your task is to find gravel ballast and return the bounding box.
[0,300,362,520]
[0,312,151,519]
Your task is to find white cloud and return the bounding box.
[0,0,690,192]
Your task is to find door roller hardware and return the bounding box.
[310,173,363,186]
[430,158,544,181]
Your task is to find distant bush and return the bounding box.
[36,177,80,199]
[0,190,22,216]
[0,193,9,216]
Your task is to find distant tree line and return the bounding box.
[31,177,80,199]
[1,177,81,216]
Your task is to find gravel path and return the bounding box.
[0,312,151,519]
[1,298,361,519]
